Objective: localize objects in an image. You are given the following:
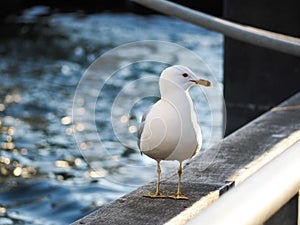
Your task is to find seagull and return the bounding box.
[137,65,212,200]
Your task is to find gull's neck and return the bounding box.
[159,79,191,106]
[159,78,200,139]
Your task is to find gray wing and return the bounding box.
[137,107,152,152]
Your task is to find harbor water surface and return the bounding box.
[0,7,223,224]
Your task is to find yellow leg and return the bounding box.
[169,161,188,200]
[144,160,166,198]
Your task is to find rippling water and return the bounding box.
[0,7,223,225]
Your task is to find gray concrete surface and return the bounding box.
[73,92,300,225]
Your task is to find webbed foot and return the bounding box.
[168,192,188,200]
[143,191,166,198]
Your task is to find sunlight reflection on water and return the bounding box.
[0,6,223,224]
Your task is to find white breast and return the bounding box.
[139,92,202,162]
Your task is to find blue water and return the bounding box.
[0,7,223,224]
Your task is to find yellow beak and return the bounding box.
[190,79,213,87]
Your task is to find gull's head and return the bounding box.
[160,65,212,91]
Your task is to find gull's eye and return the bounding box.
[182,73,188,78]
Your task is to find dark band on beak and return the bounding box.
[190,79,213,87]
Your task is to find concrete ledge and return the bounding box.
[72,92,300,225]
[76,182,222,225]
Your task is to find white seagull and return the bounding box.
[138,65,212,200]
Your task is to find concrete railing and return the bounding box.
[186,140,300,225]
[72,92,300,225]
[132,0,300,57]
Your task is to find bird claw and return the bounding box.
[168,192,189,200]
[143,192,166,198]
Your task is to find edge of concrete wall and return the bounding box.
[72,92,300,225]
